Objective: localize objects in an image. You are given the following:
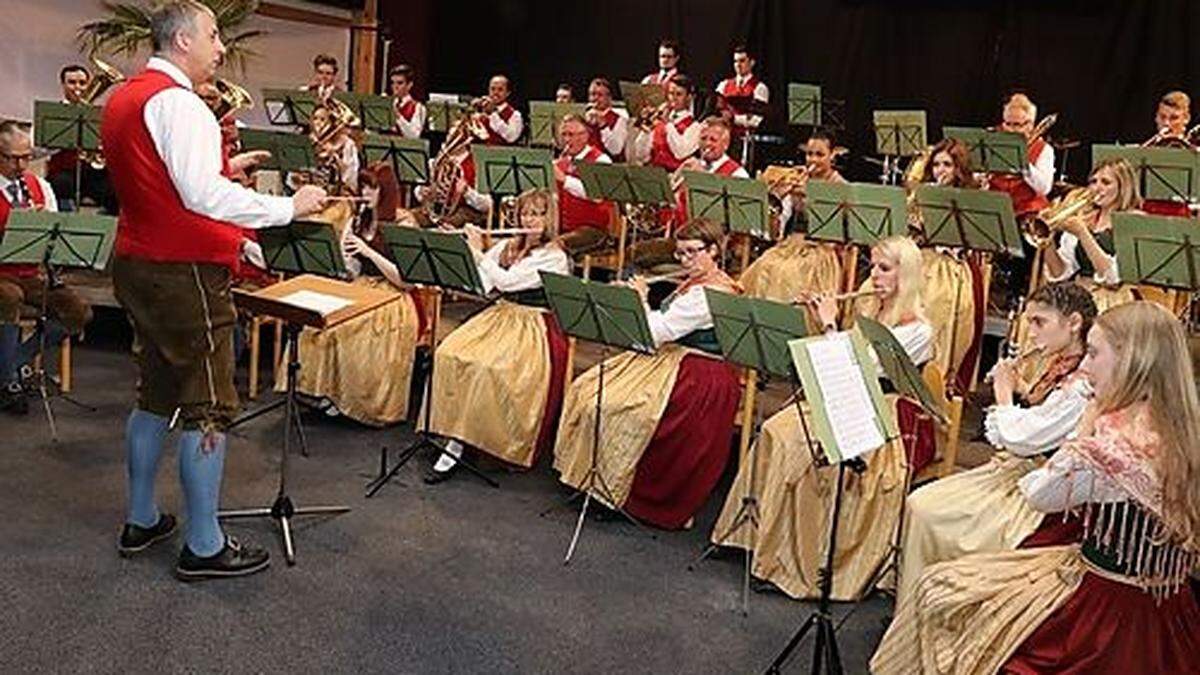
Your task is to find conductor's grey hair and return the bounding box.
[150,1,214,53]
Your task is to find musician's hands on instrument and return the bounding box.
[463,223,486,253]
[343,232,368,258]
[990,357,1018,406]
[1058,213,1088,237]
[240,239,267,270]
[292,185,329,217]
[553,162,567,184]
[628,276,650,302]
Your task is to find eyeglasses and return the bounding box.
[0,152,33,163]
[673,245,709,260]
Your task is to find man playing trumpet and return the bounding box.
[627,76,700,171]
[475,74,523,146]
[987,93,1055,219]
[584,77,629,160]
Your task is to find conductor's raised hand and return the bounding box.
[292,185,328,218]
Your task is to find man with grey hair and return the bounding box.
[100,0,328,581]
[0,121,92,415]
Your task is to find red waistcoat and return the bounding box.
[988,138,1049,216]
[650,114,695,171]
[554,146,614,233]
[101,69,246,269]
[0,174,48,278]
[587,109,624,161]
[485,104,518,146]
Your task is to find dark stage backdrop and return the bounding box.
[381,0,1199,181]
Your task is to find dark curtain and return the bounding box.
[382,0,1198,180]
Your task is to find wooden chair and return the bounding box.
[914,362,964,482]
[246,315,284,400]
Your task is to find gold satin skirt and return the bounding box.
[277,278,418,426]
[426,301,555,468]
[710,396,908,600]
[739,235,842,303]
[921,250,976,381]
[553,346,688,506]
[897,453,1045,604]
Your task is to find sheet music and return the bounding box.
[806,333,886,460]
[279,290,353,316]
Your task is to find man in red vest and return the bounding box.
[0,122,93,415]
[714,45,770,139]
[389,64,426,140]
[100,1,327,581]
[584,77,629,160]
[473,74,523,146]
[987,93,1055,219]
[1143,91,1193,217]
[628,76,700,171]
[641,39,681,88]
[553,114,614,255]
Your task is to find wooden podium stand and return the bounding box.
[220,274,404,566]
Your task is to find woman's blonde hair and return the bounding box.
[515,188,560,244]
[858,235,925,327]
[1092,301,1200,546]
[1091,157,1142,213]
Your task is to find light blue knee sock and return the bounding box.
[125,409,169,528]
[178,430,227,557]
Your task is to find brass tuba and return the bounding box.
[1027,187,1095,247]
[311,96,362,147]
[79,57,125,104]
[426,115,477,223]
[212,78,253,121]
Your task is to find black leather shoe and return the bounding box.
[0,382,28,416]
[423,461,459,485]
[117,513,178,557]
[176,536,270,581]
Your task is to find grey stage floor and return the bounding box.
[0,312,893,674]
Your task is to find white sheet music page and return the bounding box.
[806,333,886,460]
[279,289,354,316]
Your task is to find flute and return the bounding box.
[437,227,544,236]
[638,270,690,284]
[984,345,1046,383]
[792,288,884,305]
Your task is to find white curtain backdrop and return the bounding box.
[0,0,352,128]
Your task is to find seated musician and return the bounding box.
[627,76,699,171]
[554,114,615,256]
[897,281,1096,604]
[988,93,1055,220]
[475,74,523,146]
[277,168,423,426]
[309,103,360,192]
[714,45,769,137]
[641,39,681,87]
[712,235,934,599]
[739,129,846,303]
[45,64,118,214]
[1143,90,1192,216]
[584,77,629,161]
[0,121,92,414]
[555,83,575,104]
[407,128,492,229]
[302,53,341,101]
[1041,157,1140,313]
[554,218,743,529]
[907,138,983,388]
[873,302,1200,675]
[420,188,571,483]
[389,64,426,140]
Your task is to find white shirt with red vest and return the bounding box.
[101,57,294,270]
[555,145,614,233]
[714,74,770,129]
[393,95,427,139]
[641,68,678,87]
[587,107,629,160]
[702,154,749,178]
[987,138,1055,216]
[485,102,523,145]
[629,110,700,170]
[0,172,58,278]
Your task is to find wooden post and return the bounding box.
[351,0,379,93]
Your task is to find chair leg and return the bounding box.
[271,318,284,382]
[939,397,965,478]
[248,316,262,399]
[738,370,758,469]
[59,336,71,393]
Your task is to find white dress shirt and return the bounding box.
[487,104,524,144]
[715,76,770,128]
[1023,144,1055,197]
[1018,440,1129,512]
[984,375,1091,457]
[597,108,629,158]
[393,95,427,139]
[1045,230,1120,285]
[143,57,293,228]
[562,147,612,198]
[705,154,749,178]
[0,173,58,213]
[645,284,715,348]
[477,240,570,294]
[628,110,701,166]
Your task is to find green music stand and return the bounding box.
[471,145,555,196]
[528,101,588,147]
[787,83,844,130]
[805,181,908,246]
[261,88,320,127]
[683,171,771,240]
[34,101,103,206]
[943,126,1027,174]
[333,91,395,131]
[853,315,945,424]
[366,224,497,495]
[577,162,674,207]
[873,110,927,158]
[426,96,471,134]
[238,128,317,173]
[257,220,347,279]
[914,185,1023,258]
[1093,144,1200,205]
[0,210,116,440]
[618,80,666,120]
[362,132,430,185]
[540,270,656,563]
[1112,212,1200,291]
